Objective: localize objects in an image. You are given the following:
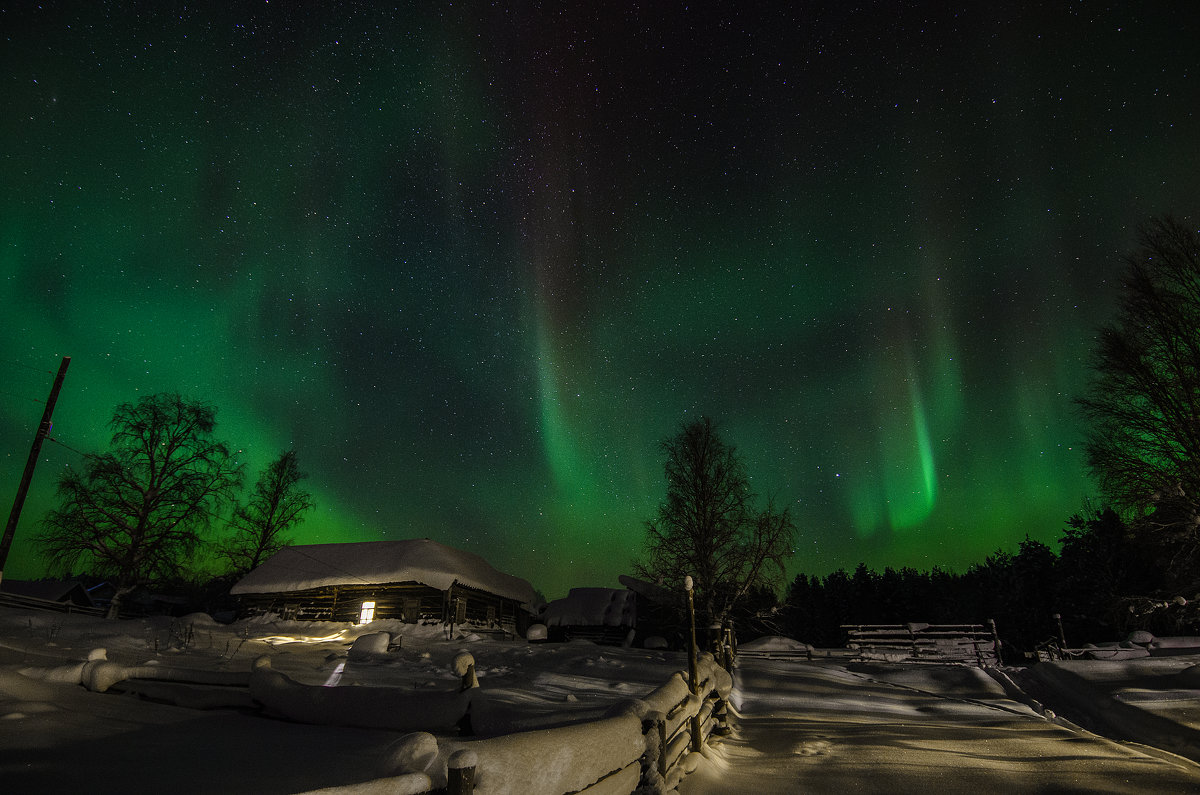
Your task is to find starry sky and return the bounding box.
[2,2,1198,600]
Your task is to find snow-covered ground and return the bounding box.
[680,655,1200,793]
[3,608,1200,793]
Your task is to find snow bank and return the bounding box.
[249,657,470,731]
[740,635,813,654]
[82,660,251,692]
[436,707,645,795]
[1117,631,1200,655]
[17,660,88,685]
[294,772,434,795]
[15,648,250,693]
[1015,660,1200,762]
[1150,637,1200,651]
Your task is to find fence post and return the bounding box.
[447,749,477,795]
[684,576,704,754]
[453,652,479,691]
[714,695,730,736]
[684,576,697,694]
[657,717,668,779]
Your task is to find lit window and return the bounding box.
[358,601,376,624]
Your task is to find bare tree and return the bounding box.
[1077,216,1200,591]
[636,416,796,630]
[218,449,314,575]
[37,393,243,618]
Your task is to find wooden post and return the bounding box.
[684,576,698,695]
[453,652,479,691]
[657,718,668,778]
[0,356,70,586]
[447,749,477,795]
[684,575,703,753]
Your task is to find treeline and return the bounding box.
[769,508,1184,656]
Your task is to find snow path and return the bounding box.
[678,658,1200,794]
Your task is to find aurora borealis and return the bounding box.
[3,3,1199,599]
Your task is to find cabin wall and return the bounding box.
[237,583,443,623]
[446,583,527,633]
[237,581,528,632]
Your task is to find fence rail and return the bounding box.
[842,621,1000,665]
[0,591,106,618]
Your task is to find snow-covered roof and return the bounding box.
[0,579,93,606]
[618,574,676,604]
[230,539,536,605]
[545,587,637,627]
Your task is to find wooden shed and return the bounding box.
[230,538,535,633]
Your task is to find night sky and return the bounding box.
[3,3,1198,599]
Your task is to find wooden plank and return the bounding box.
[0,591,105,617]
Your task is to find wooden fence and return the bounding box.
[842,621,1000,665]
[21,620,733,795]
[293,653,734,795]
[0,591,106,618]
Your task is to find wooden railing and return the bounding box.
[0,591,106,618]
[22,620,734,795]
[293,653,734,795]
[842,621,1000,665]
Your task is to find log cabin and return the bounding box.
[230,538,535,634]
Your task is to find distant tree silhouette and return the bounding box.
[636,416,796,631]
[784,573,827,644]
[781,531,1130,654]
[1006,537,1060,649]
[217,449,314,575]
[1077,216,1200,592]
[1058,506,1158,640]
[37,393,243,618]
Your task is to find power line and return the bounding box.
[0,389,45,406]
[0,358,56,376]
[46,436,88,458]
[278,543,373,585]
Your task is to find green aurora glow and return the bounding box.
[2,4,1199,598]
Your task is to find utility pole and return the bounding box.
[0,356,70,586]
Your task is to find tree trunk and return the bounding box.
[107,585,134,620]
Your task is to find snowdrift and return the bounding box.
[249,657,471,732]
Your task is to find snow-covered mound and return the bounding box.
[740,635,813,653]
